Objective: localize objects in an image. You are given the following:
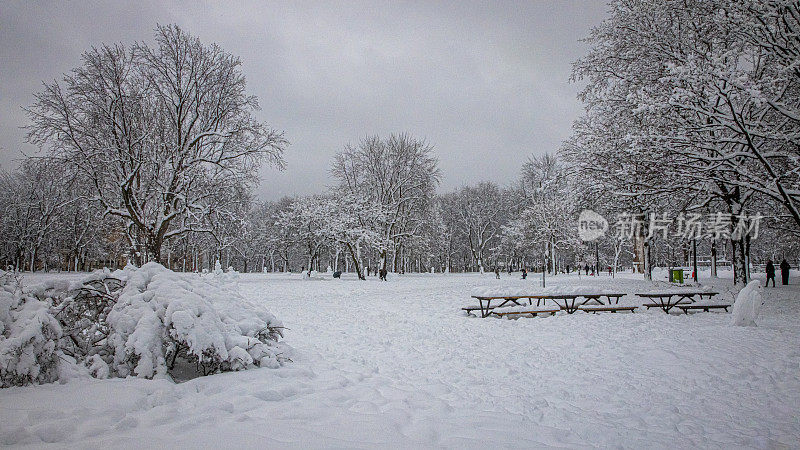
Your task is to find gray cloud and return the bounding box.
[0,0,608,199]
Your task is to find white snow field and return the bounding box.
[2,271,800,448]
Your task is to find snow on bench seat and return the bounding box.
[578,305,638,313]
[675,304,731,314]
[488,305,561,318]
[492,308,560,318]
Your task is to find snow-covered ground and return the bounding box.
[2,271,799,448]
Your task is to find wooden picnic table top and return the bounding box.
[636,291,718,298]
[472,293,626,300]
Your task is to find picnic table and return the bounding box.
[637,291,719,313]
[469,293,627,317]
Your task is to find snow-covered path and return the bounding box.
[2,273,800,448]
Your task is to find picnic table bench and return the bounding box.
[637,291,720,313]
[492,308,560,318]
[579,305,638,313]
[675,304,731,314]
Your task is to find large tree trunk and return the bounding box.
[710,240,718,278]
[731,237,748,286]
[380,247,388,271]
[346,242,365,280]
[633,234,646,274]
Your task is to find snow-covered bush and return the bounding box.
[107,263,286,380]
[41,268,128,363]
[0,272,63,387]
[731,280,764,327]
[0,263,288,387]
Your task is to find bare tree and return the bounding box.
[449,182,507,273]
[331,134,440,272]
[26,25,287,265]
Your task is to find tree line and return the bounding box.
[2,2,800,285]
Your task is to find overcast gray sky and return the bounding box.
[0,0,607,200]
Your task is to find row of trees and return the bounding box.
[0,23,604,278]
[0,128,590,276]
[564,0,800,285]
[15,117,787,282]
[2,12,798,285]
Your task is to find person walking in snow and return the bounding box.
[379,268,387,281]
[780,259,791,285]
[494,267,500,279]
[521,268,527,279]
[765,260,776,287]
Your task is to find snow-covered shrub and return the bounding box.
[41,268,129,362]
[0,272,63,387]
[731,280,764,327]
[0,263,288,387]
[107,263,287,380]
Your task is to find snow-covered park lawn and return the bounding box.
[2,271,799,448]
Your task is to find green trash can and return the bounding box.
[670,269,684,284]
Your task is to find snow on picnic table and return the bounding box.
[2,272,800,448]
[635,286,717,296]
[471,284,622,297]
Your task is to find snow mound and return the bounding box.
[730,280,764,327]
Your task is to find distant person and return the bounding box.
[608,266,612,276]
[379,268,387,281]
[522,268,528,279]
[494,267,500,279]
[584,264,590,275]
[367,266,371,276]
[765,260,776,287]
[780,259,791,285]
